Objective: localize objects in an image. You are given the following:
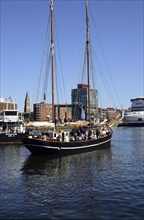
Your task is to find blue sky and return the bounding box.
[0,0,143,112]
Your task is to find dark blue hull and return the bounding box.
[0,133,26,145]
[21,133,112,156]
[118,122,144,127]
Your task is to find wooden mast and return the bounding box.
[86,0,90,121]
[50,0,55,122]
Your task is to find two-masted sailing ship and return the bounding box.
[21,0,113,156]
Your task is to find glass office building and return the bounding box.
[71,84,98,121]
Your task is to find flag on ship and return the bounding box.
[81,101,85,120]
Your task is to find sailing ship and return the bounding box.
[21,0,113,156]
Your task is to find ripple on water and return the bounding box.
[0,128,144,219]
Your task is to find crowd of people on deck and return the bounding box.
[69,125,111,141]
[26,124,111,142]
[52,124,111,142]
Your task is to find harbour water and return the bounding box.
[0,127,144,219]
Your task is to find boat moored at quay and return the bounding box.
[0,131,25,145]
[123,97,144,126]
[0,101,25,145]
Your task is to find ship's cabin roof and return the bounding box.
[131,97,144,102]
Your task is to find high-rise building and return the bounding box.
[71,84,98,121]
[24,92,31,113]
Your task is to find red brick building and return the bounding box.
[0,97,17,111]
[33,103,72,122]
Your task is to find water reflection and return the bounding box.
[20,149,113,219]
[21,148,112,177]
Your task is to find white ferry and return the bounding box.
[124,97,144,126]
[0,97,25,144]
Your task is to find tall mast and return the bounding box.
[50,0,55,122]
[86,0,90,121]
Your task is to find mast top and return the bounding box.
[50,0,54,10]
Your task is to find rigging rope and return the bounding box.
[35,5,68,108]
[89,5,122,109]
[35,12,51,103]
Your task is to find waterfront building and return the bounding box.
[71,84,98,121]
[32,102,121,123]
[0,97,17,111]
[33,102,48,121]
[33,103,72,122]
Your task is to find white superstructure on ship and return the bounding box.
[124,97,144,126]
